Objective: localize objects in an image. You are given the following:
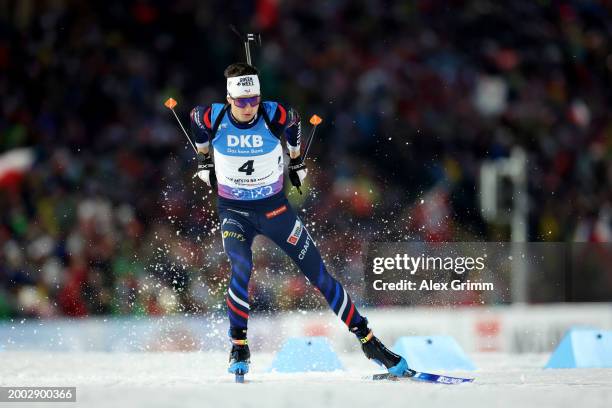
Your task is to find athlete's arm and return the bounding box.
[190,105,216,186]
[191,105,212,155]
[269,103,302,158]
[285,110,301,159]
[271,103,307,190]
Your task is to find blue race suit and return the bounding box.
[190,101,364,336]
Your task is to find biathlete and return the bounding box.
[190,62,407,378]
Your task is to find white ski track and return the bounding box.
[0,351,611,408]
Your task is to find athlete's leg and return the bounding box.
[218,208,257,338]
[259,202,364,328]
[260,201,409,374]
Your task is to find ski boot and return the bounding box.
[351,318,410,377]
[228,339,250,383]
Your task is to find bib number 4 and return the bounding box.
[238,160,255,175]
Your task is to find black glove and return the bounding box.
[196,152,216,188]
[288,157,307,194]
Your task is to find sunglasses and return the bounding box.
[232,96,261,108]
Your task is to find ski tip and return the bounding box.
[371,371,474,384]
[413,372,475,384]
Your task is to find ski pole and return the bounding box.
[291,115,322,195]
[301,114,323,163]
[164,97,197,154]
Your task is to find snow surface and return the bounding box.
[1,351,611,408]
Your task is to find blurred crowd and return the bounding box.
[1,0,611,319]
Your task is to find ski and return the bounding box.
[371,369,474,384]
